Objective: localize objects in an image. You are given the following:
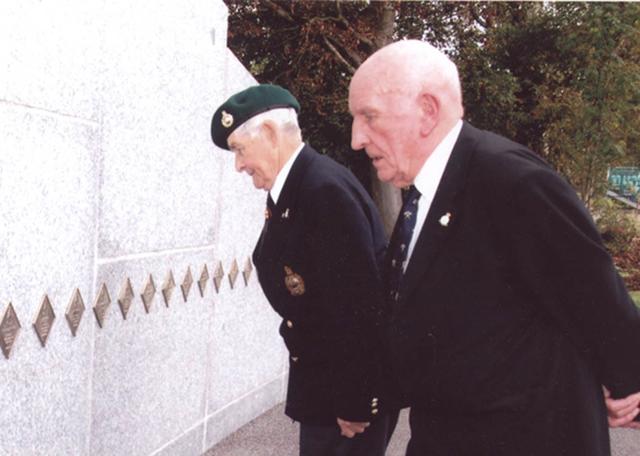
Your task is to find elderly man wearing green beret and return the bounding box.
[211,84,396,456]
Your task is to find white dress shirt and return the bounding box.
[270,142,305,204]
[405,120,463,270]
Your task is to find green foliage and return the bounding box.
[459,3,640,209]
[225,1,640,207]
[225,1,640,290]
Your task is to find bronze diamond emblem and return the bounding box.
[198,264,210,297]
[33,294,56,347]
[0,302,21,359]
[162,270,176,307]
[228,259,239,290]
[242,258,253,286]
[213,262,224,294]
[93,283,111,328]
[118,278,135,320]
[65,288,85,337]
[140,274,156,313]
[181,267,193,302]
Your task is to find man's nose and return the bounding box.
[234,154,243,172]
[350,118,368,151]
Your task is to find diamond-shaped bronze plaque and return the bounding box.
[33,294,56,347]
[181,267,193,302]
[228,259,239,290]
[242,258,253,286]
[93,283,111,328]
[140,274,156,313]
[0,302,21,359]
[66,288,85,337]
[162,271,176,307]
[213,262,224,294]
[198,264,210,297]
[118,278,134,320]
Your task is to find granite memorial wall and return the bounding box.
[0,1,286,454]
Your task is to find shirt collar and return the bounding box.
[270,142,305,204]
[413,120,463,198]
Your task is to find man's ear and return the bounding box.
[260,120,279,148]
[418,92,439,137]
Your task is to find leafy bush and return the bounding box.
[592,198,640,291]
[593,198,639,257]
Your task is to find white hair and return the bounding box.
[234,107,301,141]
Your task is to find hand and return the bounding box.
[336,417,370,438]
[603,386,640,429]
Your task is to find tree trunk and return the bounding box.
[369,1,402,237]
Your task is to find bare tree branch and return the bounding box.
[469,4,488,29]
[373,1,395,48]
[322,35,356,74]
[263,0,296,23]
[335,0,375,50]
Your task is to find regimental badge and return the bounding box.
[221,110,234,128]
[284,266,305,296]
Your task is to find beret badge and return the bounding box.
[221,110,234,128]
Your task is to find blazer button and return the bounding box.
[291,356,299,362]
[371,408,379,415]
[286,320,293,328]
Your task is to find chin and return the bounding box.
[376,170,394,183]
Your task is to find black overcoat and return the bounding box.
[389,122,640,455]
[253,145,389,425]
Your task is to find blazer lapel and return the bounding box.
[401,122,479,301]
[255,145,315,263]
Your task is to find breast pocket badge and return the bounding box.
[284,266,305,296]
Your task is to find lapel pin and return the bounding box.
[282,208,290,219]
[439,212,452,227]
[265,208,271,220]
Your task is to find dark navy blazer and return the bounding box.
[253,145,389,425]
[389,122,640,455]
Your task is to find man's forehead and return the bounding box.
[227,130,247,149]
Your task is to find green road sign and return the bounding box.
[608,167,640,202]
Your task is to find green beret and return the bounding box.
[211,84,301,150]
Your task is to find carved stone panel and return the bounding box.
[65,288,85,337]
[33,294,56,347]
[0,303,21,359]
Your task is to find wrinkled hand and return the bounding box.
[604,387,640,429]
[337,417,370,438]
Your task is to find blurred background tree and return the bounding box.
[225,1,639,255]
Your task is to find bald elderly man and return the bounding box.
[348,40,640,455]
[211,85,396,456]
